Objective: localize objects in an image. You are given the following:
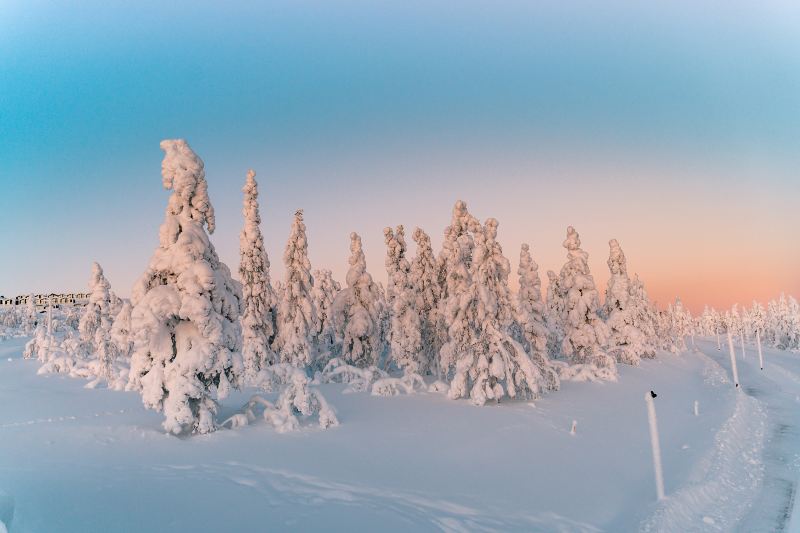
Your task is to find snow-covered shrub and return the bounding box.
[223,363,338,432]
[314,357,388,393]
[127,139,243,435]
[515,243,559,392]
[556,226,616,376]
[275,209,316,368]
[331,233,384,368]
[371,372,426,396]
[384,225,423,374]
[239,169,278,382]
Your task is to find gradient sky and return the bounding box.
[1,1,799,313]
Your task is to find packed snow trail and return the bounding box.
[642,339,800,532]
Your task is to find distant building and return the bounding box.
[0,293,90,310]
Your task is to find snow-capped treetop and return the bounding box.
[384,225,411,305]
[159,139,216,234]
[606,238,627,276]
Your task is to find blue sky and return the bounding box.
[1,1,799,311]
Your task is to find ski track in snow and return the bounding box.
[151,462,601,533]
[641,348,767,532]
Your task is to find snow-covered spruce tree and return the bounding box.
[78,262,118,377]
[603,239,647,365]
[435,200,479,374]
[239,169,278,382]
[384,225,423,374]
[127,139,242,435]
[331,232,384,368]
[410,227,441,375]
[700,306,715,336]
[445,218,552,404]
[311,268,341,364]
[545,270,566,359]
[557,226,616,375]
[110,300,134,359]
[749,300,766,340]
[669,298,691,352]
[275,209,316,368]
[23,293,37,334]
[627,274,658,358]
[516,243,560,391]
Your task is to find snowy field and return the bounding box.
[1,336,797,532]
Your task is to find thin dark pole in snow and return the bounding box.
[727,330,740,388]
[716,332,721,350]
[570,420,577,436]
[646,391,665,500]
[694,400,699,416]
[740,334,746,360]
[756,329,764,370]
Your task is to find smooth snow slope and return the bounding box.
[0,337,796,532]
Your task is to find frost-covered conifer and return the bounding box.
[603,239,646,365]
[311,269,341,361]
[384,225,423,374]
[239,169,278,381]
[78,262,118,377]
[23,293,37,334]
[749,301,766,339]
[332,232,384,368]
[435,201,479,371]
[275,209,316,368]
[445,219,552,404]
[410,227,441,375]
[700,306,715,336]
[627,274,657,358]
[110,300,133,359]
[670,298,691,352]
[557,227,615,373]
[516,244,559,391]
[128,139,242,435]
[545,270,566,359]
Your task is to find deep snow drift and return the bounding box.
[1,335,797,532]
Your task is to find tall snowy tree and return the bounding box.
[78,262,118,378]
[110,300,134,359]
[128,139,242,435]
[435,200,479,372]
[239,169,278,381]
[410,227,441,375]
[627,274,658,358]
[384,225,423,374]
[332,232,384,368]
[603,239,647,365]
[275,209,316,368]
[545,270,566,359]
[445,218,553,404]
[516,244,560,391]
[23,293,37,334]
[557,226,616,373]
[311,268,341,362]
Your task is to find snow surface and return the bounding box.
[1,336,798,532]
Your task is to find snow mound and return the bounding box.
[640,389,767,531]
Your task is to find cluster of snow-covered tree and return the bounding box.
[696,295,800,353]
[8,139,799,436]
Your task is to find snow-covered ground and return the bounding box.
[0,336,797,532]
